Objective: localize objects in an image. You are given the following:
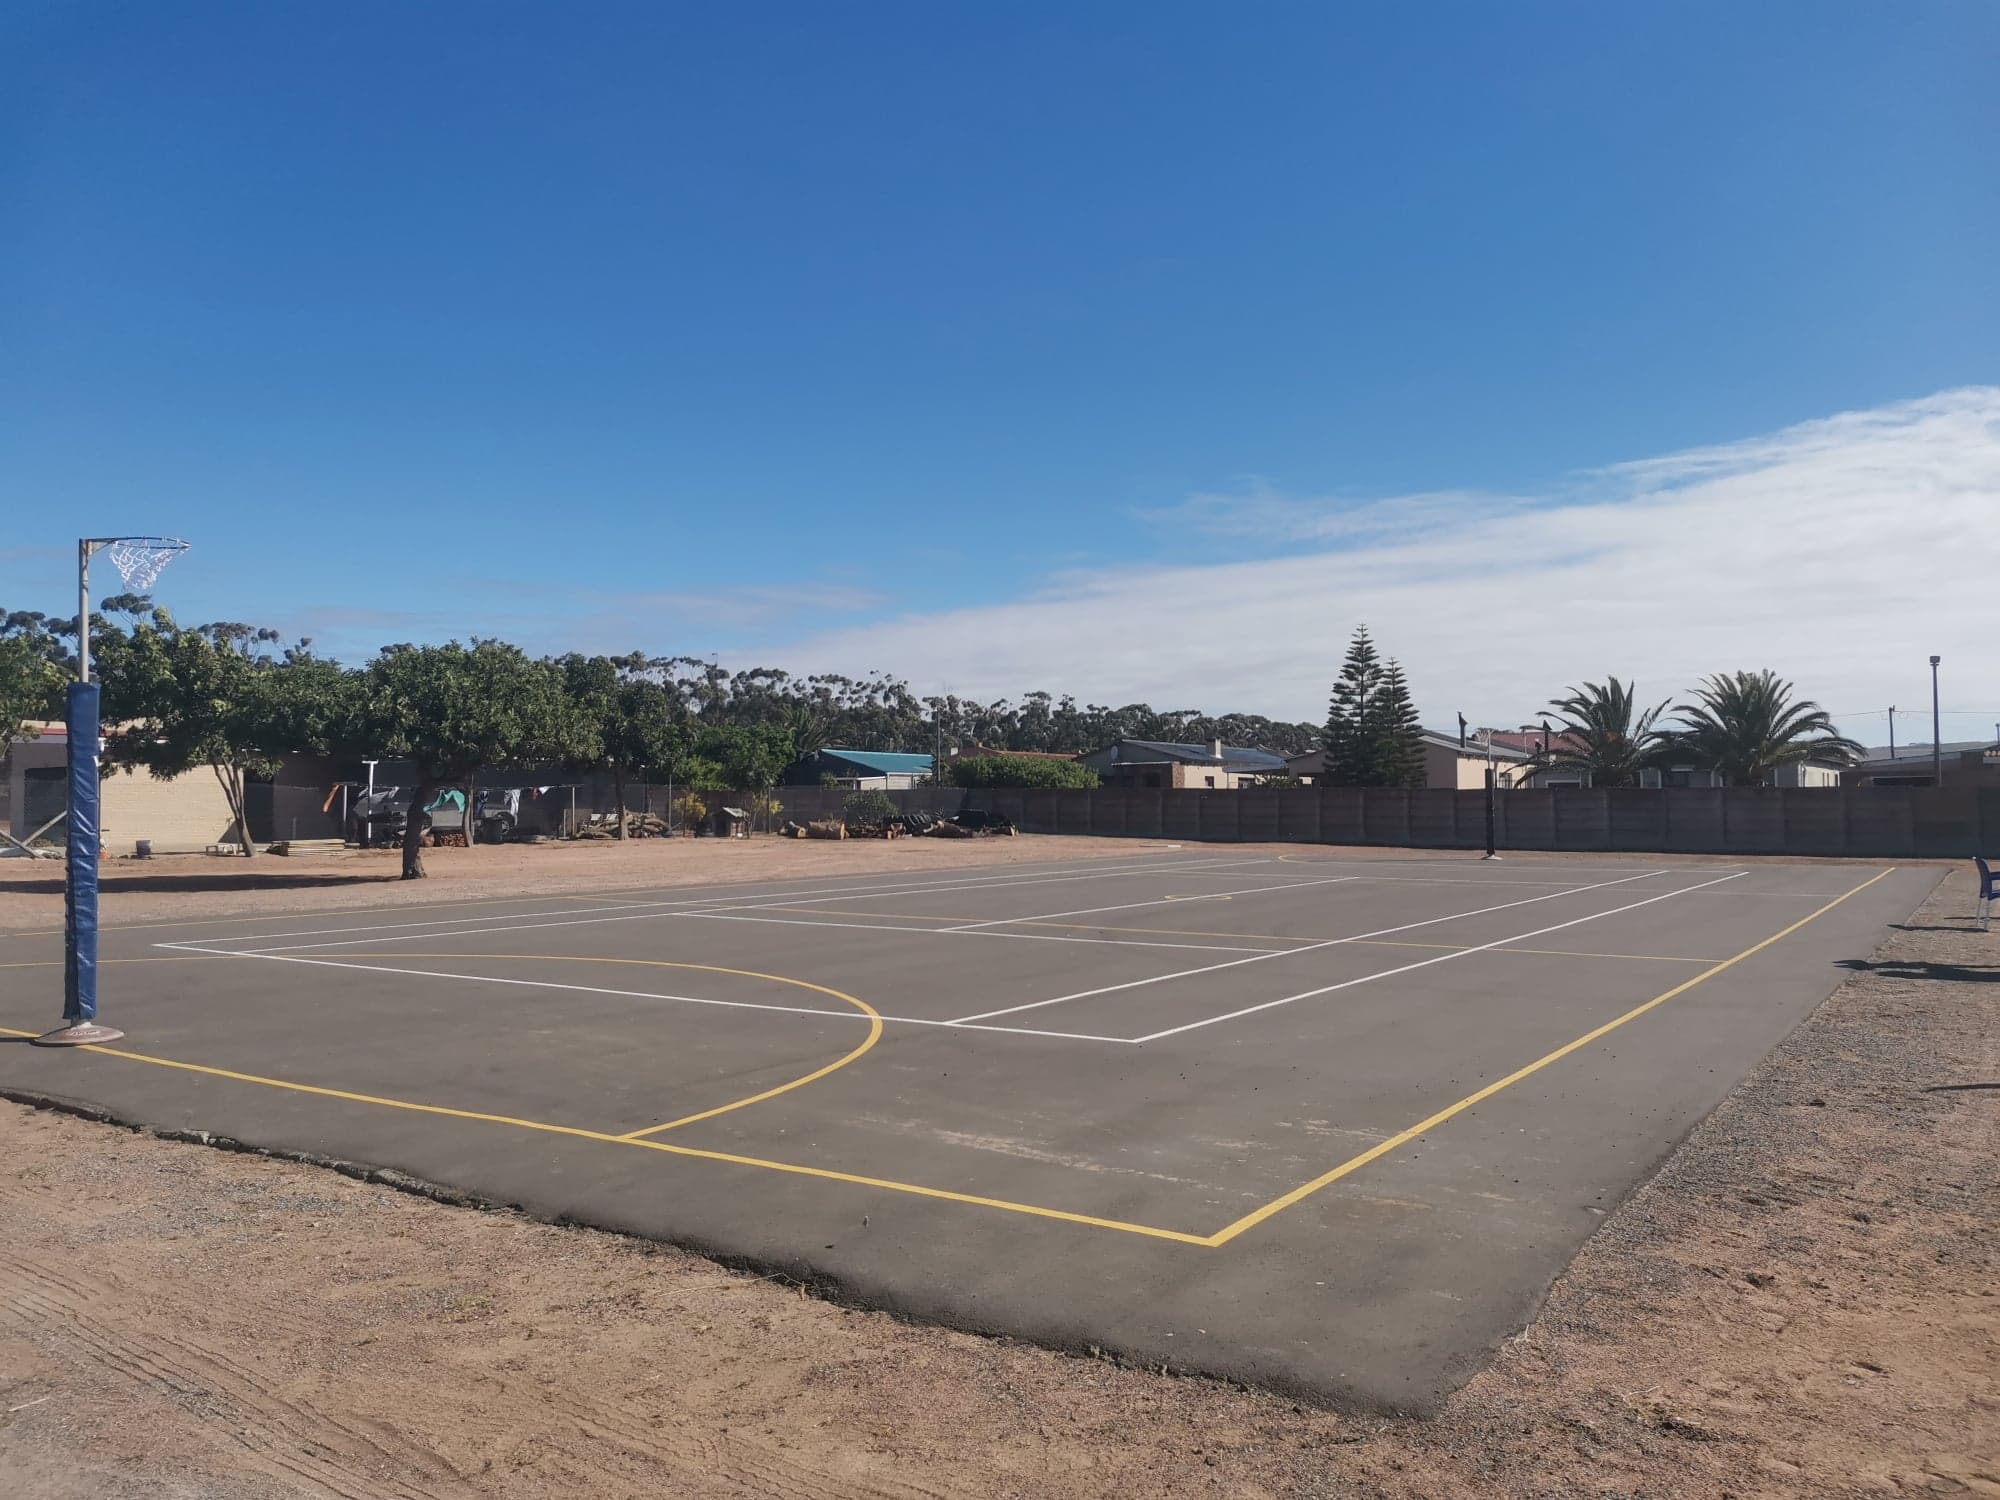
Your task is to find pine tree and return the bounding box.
[1322,627,1384,785]
[1376,659,1427,788]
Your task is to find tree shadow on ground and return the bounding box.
[1,871,395,897]
[1924,1082,1999,1092]
[1835,957,2000,984]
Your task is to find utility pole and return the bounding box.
[1887,706,1896,761]
[1930,656,1943,788]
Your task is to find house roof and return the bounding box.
[1285,730,1531,767]
[1088,738,1288,772]
[1850,740,1998,772]
[1856,739,1996,763]
[817,747,935,776]
[1482,728,1583,757]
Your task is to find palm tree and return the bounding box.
[1667,670,1864,786]
[1537,678,1672,786]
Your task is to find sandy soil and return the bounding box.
[0,863,1992,1498]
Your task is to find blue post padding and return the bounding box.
[63,682,101,1025]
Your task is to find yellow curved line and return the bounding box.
[0,1019,1207,1243]
[318,952,882,1140]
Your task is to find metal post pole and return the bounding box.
[76,540,91,684]
[1483,766,1498,860]
[1930,656,1942,787]
[1888,706,1896,760]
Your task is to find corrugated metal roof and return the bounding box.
[818,748,935,775]
[1092,738,1288,772]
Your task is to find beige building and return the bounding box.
[1286,731,1530,789]
[6,727,240,855]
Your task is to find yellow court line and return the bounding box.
[284,953,885,1141]
[745,907,1718,964]
[1199,866,1897,1246]
[0,1022,1207,1245]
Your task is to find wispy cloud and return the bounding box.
[606,582,886,630]
[1136,484,1541,546]
[762,388,2000,731]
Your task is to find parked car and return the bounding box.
[350,786,522,845]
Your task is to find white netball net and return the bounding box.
[101,536,190,594]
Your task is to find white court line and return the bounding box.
[936,874,1362,932]
[946,868,1675,1026]
[687,856,1279,916]
[156,854,1248,947]
[162,944,1139,1044]
[1130,871,1748,1042]
[673,909,1279,954]
[1309,873,1606,888]
[160,856,1273,953]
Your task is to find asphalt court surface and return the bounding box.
[0,849,1940,1410]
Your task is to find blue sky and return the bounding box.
[4,3,1996,737]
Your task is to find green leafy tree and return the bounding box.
[1537,678,1672,787]
[842,788,896,830]
[1,611,70,848]
[363,640,597,878]
[710,724,792,798]
[945,754,1100,790]
[1666,670,1864,786]
[557,654,633,838]
[95,612,306,858]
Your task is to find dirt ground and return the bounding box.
[0,853,1993,1499]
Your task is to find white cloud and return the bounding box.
[605,582,886,631]
[760,388,2000,734]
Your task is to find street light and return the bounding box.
[1930,655,1942,788]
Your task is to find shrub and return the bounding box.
[945,755,1100,790]
[841,788,897,829]
[671,792,709,832]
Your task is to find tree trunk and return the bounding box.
[615,766,628,840]
[212,763,255,857]
[401,777,435,879]
[464,776,477,847]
